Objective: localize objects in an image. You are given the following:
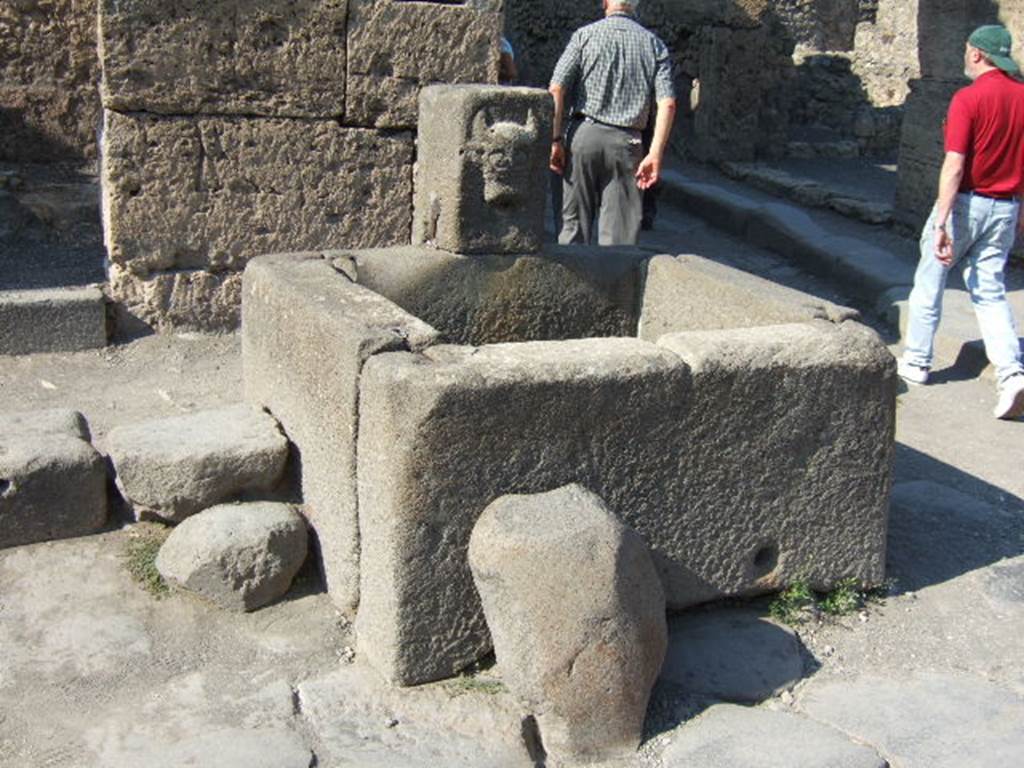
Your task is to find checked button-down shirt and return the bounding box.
[550,12,675,132]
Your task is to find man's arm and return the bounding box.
[549,83,567,175]
[635,97,677,190]
[933,151,965,265]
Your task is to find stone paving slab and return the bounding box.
[0,286,106,355]
[659,608,804,703]
[662,704,888,768]
[798,672,1024,767]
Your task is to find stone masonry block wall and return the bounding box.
[242,253,439,612]
[98,0,501,332]
[894,0,1022,231]
[355,322,895,685]
[0,0,101,163]
[101,111,414,331]
[98,0,349,118]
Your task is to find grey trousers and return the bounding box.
[558,119,644,246]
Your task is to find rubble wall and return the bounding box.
[505,0,914,162]
[97,0,501,332]
[0,0,101,163]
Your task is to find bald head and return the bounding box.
[604,0,639,14]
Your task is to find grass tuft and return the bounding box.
[123,524,171,598]
[769,577,887,625]
[444,674,506,698]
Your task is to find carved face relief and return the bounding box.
[468,108,539,208]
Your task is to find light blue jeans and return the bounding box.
[904,193,1024,383]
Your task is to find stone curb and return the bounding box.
[660,168,1024,381]
[0,285,107,355]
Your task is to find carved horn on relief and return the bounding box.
[471,109,493,140]
[524,109,538,140]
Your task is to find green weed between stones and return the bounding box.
[769,577,885,625]
[123,524,171,598]
[444,674,507,697]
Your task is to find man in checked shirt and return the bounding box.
[549,0,676,246]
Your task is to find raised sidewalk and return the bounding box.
[658,160,1024,381]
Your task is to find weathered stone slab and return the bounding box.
[799,672,1024,767]
[334,244,646,345]
[356,321,894,685]
[413,85,552,255]
[297,662,534,767]
[639,253,857,341]
[98,0,348,118]
[101,110,413,330]
[654,322,894,600]
[106,404,289,523]
[662,704,888,768]
[356,338,686,685]
[156,502,308,612]
[242,253,439,613]
[660,608,804,702]
[0,410,107,549]
[0,287,107,355]
[346,0,501,128]
[469,485,666,765]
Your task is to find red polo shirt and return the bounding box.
[945,69,1024,198]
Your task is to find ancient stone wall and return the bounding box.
[98,0,501,332]
[894,0,1020,231]
[504,0,914,162]
[0,0,101,163]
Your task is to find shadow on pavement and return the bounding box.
[887,445,1024,594]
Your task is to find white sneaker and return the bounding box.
[994,374,1024,420]
[897,358,930,385]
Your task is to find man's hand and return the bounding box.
[635,153,661,190]
[934,225,954,266]
[550,142,565,175]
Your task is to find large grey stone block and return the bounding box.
[356,321,894,685]
[412,86,552,254]
[0,287,107,355]
[106,404,289,523]
[101,110,413,330]
[346,1,502,128]
[98,0,348,118]
[156,501,308,612]
[333,244,646,345]
[469,485,666,765]
[356,338,686,685]
[0,410,107,549]
[242,253,439,613]
[638,254,857,341]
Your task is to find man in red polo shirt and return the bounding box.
[899,25,1024,420]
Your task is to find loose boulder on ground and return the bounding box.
[0,409,107,549]
[155,501,308,612]
[106,404,289,523]
[468,484,667,766]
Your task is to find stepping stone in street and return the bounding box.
[0,409,107,549]
[798,672,1024,767]
[156,501,308,612]
[107,404,289,523]
[662,704,887,768]
[659,608,805,702]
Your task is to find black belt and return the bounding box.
[966,190,1016,200]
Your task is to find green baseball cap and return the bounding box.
[968,25,1020,75]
